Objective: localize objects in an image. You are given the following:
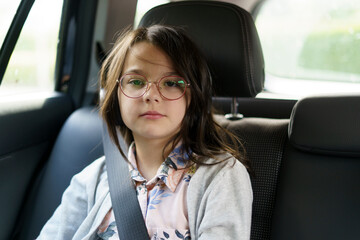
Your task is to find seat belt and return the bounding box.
[102,122,149,239]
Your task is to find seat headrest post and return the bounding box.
[225,97,244,120]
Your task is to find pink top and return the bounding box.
[97,142,196,239]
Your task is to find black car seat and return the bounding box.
[14,1,288,240]
[271,95,360,240]
[138,2,289,240]
[13,107,104,239]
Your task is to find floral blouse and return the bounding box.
[97,142,196,240]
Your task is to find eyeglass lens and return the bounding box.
[120,75,187,99]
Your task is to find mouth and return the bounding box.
[140,111,165,119]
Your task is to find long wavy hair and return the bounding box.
[100,25,249,169]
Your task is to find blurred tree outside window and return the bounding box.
[256,0,360,97]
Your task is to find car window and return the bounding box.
[0,0,63,96]
[256,0,360,98]
[0,0,22,46]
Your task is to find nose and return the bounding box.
[144,82,161,102]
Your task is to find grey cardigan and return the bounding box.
[38,155,253,239]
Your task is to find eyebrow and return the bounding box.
[124,69,145,75]
[124,69,181,77]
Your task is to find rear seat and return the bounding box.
[17,95,360,240]
[13,2,360,240]
[271,95,360,239]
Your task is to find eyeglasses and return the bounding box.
[117,74,190,100]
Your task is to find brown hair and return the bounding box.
[100,25,249,169]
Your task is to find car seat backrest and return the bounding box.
[15,107,104,239]
[138,1,264,98]
[216,115,289,240]
[271,95,360,240]
[139,2,288,239]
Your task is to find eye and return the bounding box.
[129,79,145,86]
[163,79,185,88]
[164,80,177,87]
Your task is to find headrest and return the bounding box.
[289,95,360,157]
[138,1,264,98]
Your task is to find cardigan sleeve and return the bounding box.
[37,157,106,240]
[189,159,253,240]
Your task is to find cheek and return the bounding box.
[173,98,188,123]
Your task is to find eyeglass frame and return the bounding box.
[116,73,190,101]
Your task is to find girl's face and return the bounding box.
[118,41,189,145]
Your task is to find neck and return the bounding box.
[133,137,173,181]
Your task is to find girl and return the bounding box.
[38,25,253,239]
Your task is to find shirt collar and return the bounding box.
[127,142,192,192]
[127,142,146,182]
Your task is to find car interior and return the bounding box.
[0,0,359,240]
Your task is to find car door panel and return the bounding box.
[0,93,72,240]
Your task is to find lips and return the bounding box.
[140,111,165,119]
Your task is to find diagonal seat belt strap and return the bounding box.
[102,122,149,239]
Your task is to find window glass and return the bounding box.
[256,0,360,97]
[0,0,63,96]
[134,0,170,27]
[0,1,22,46]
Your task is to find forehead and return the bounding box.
[123,42,175,74]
